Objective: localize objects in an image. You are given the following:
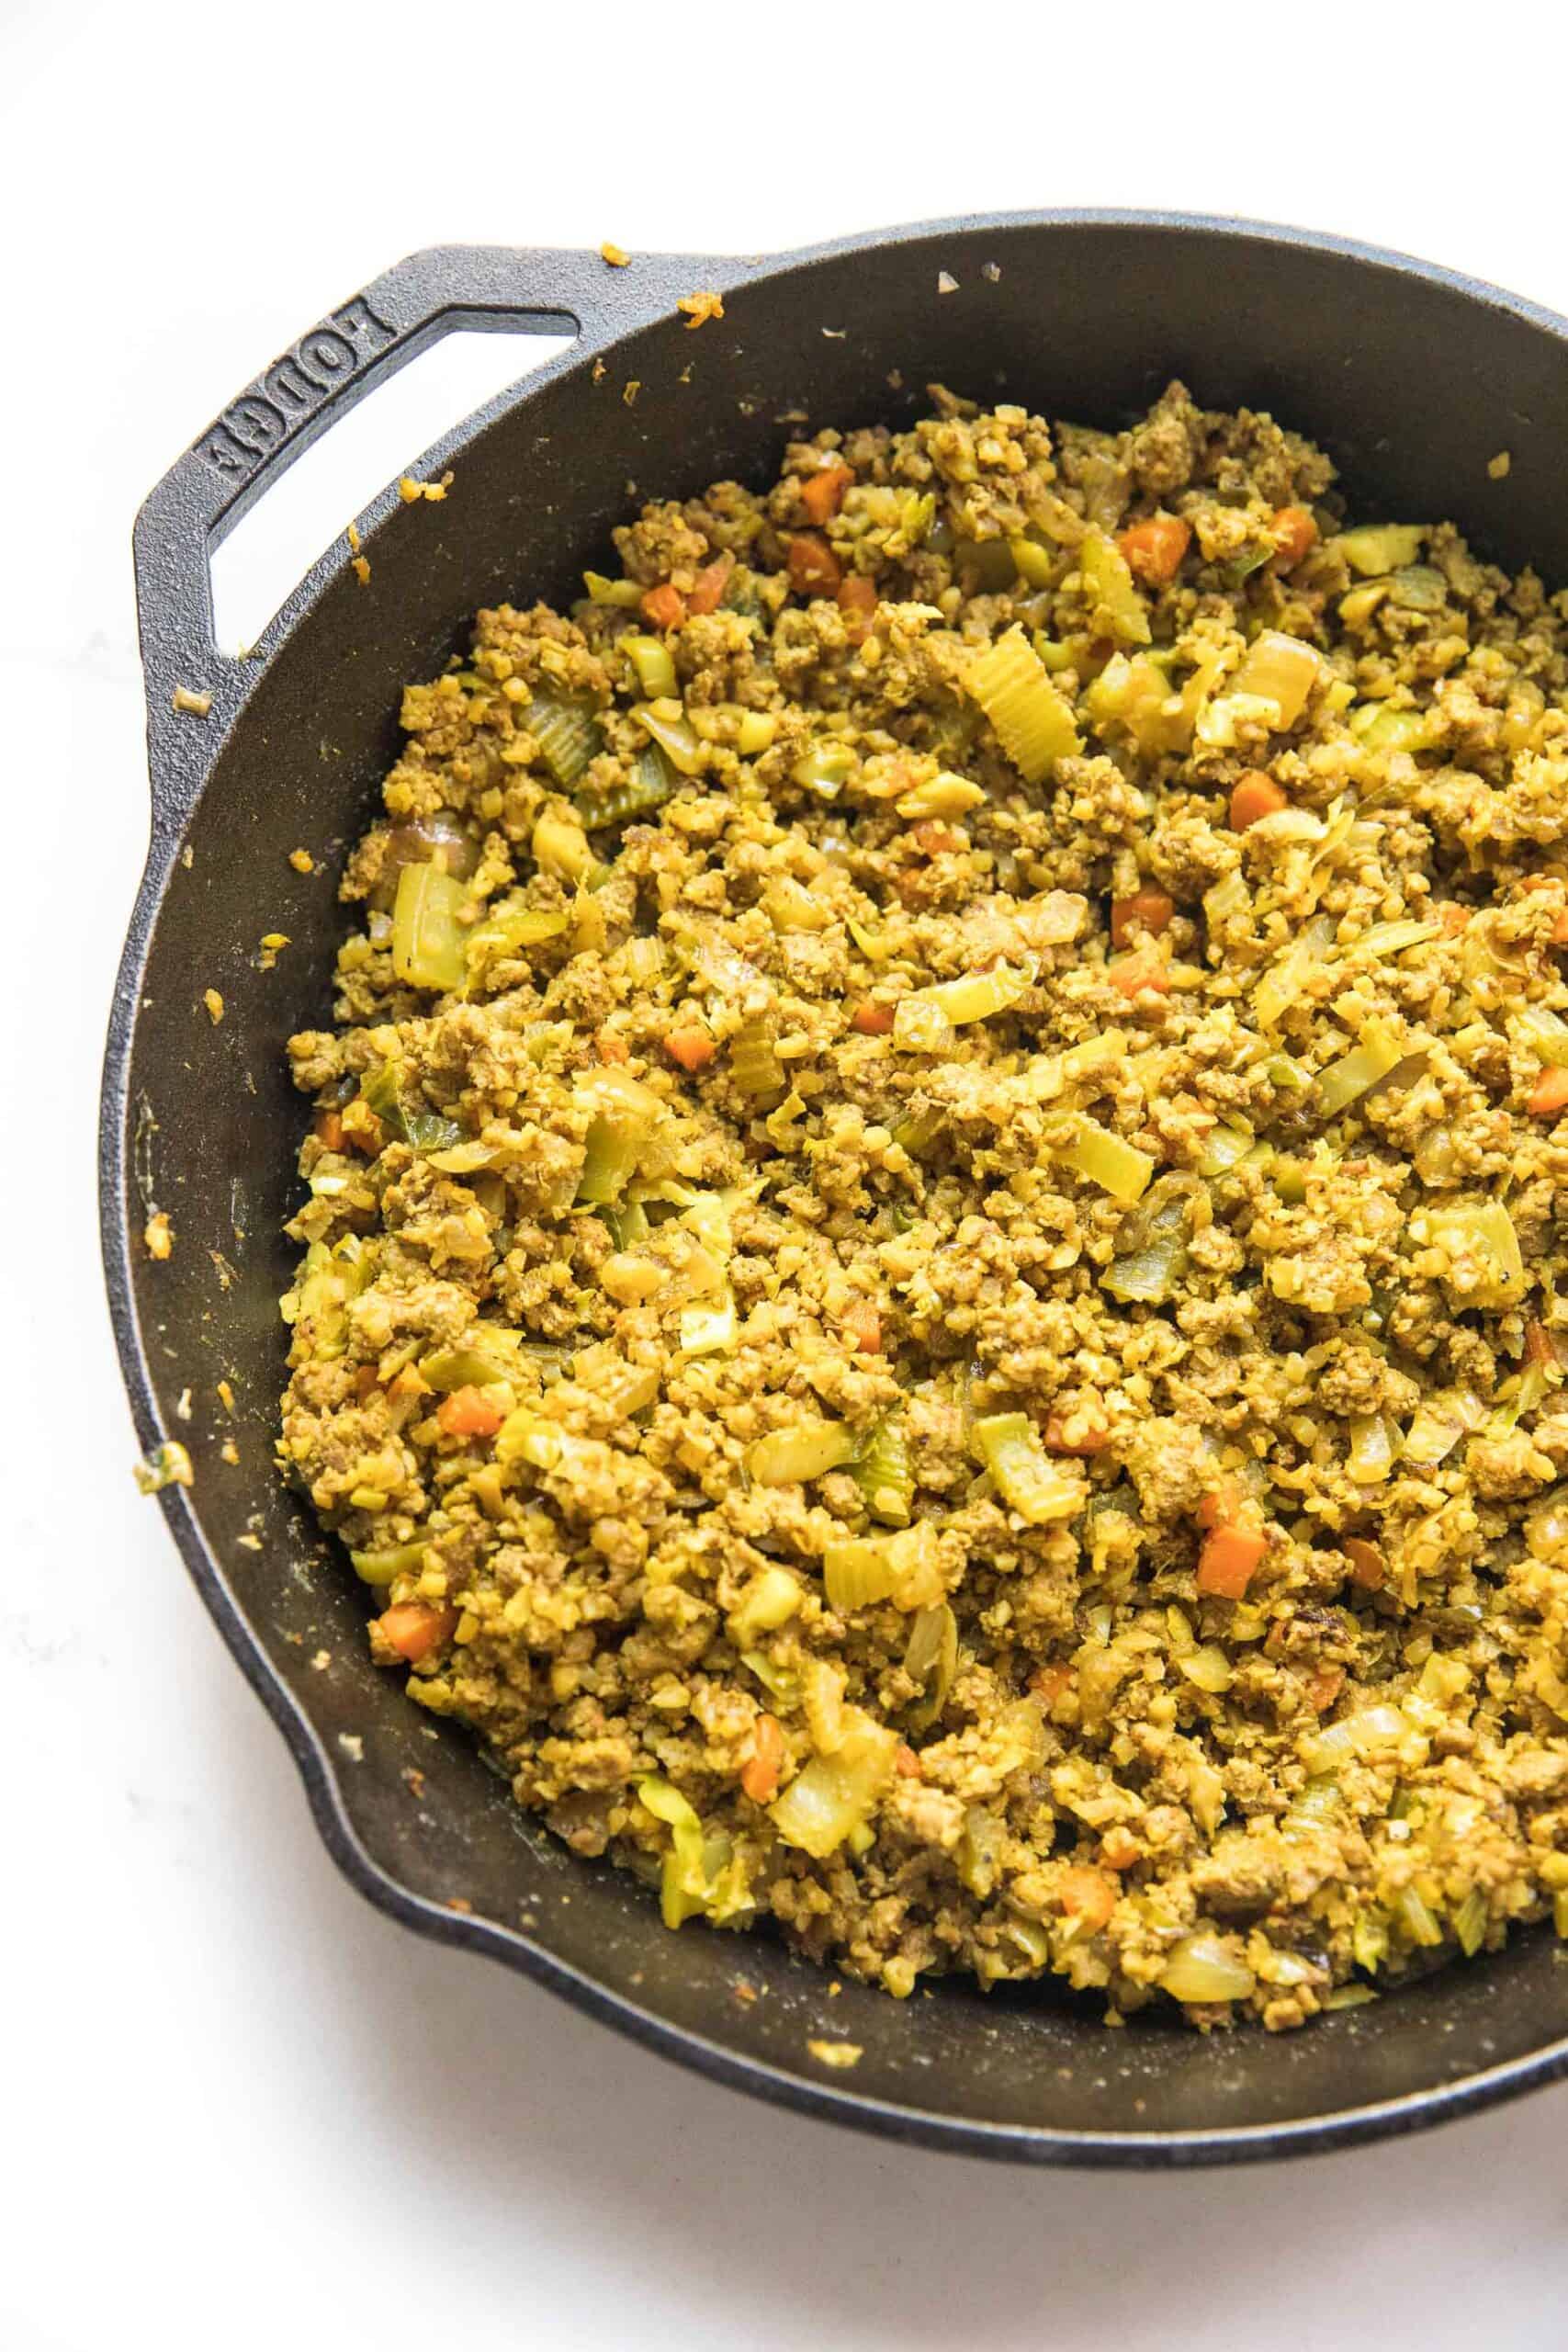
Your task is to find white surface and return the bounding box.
[6,4,1568,2345]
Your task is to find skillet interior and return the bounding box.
[107,215,1568,2160]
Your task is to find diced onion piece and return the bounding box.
[748,1421,859,1487]
[1338,523,1426,575]
[1158,1933,1256,2005]
[975,1413,1085,1525]
[1177,1644,1234,1694]
[622,633,678,699]
[1347,1413,1398,1485]
[824,1521,943,1614]
[391,862,468,990]
[1354,920,1438,957]
[893,958,1032,1047]
[1052,1116,1155,1204]
[1230,630,1321,728]
[1403,1385,1486,1467]
[902,1601,958,1730]
[1514,1005,1568,1069]
[1314,1019,1406,1118]
[631,699,704,775]
[1253,913,1335,1031]
[574,1069,661,1204]
[1350,703,1434,754]
[532,808,594,883]
[770,1711,899,1858]
[680,1292,736,1357]
[895,770,987,820]
[1196,1122,1253,1177]
[1425,1200,1527,1310]
[964,626,1082,784]
[728,1566,803,1645]
[1080,526,1151,647]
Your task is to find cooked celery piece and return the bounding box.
[1052,1116,1155,1204]
[1402,1386,1486,1467]
[1514,1004,1568,1069]
[581,569,644,607]
[1100,1181,1193,1304]
[527,688,603,785]
[578,741,679,831]
[791,742,856,797]
[622,633,678,699]
[1338,523,1426,575]
[1009,535,1055,589]
[893,959,1032,1048]
[964,626,1082,784]
[464,903,570,979]
[902,1602,958,1730]
[349,1540,428,1586]
[1229,629,1321,728]
[1314,1020,1406,1118]
[853,1418,914,1526]
[740,1648,802,1711]
[1157,1934,1256,2004]
[1394,1887,1444,1949]
[630,699,704,775]
[1080,526,1151,647]
[420,1344,513,1392]
[824,1521,943,1614]
[1352,919,1438,957]
[1453,1886,1489,1958]
[1196,1122,1254,1178]
[680,1292,736,1357]
[953,537,1018,594]
[728,1019,784,1096]
[975,1413,1084,1525]
[770,1711,899,1858]
[748,1421,858,1487]
[1386,564,1448,611]
[1427,1200,1527,1309]
[573,1069,660,1205]
[637,1777,751,1930]
[728,1566,803,1646]
[391,861,468,991]
[1350,702,1434,754]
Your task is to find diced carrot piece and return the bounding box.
[842,1299,882,1354]
[741,1713,784,1804]
[1343,1537,1384,1590]
[1110,888,1175,949]
[1306,1666,1345,1713]
[787,531,842,597]
[663,1023,716,1073]
[912,821,959,857]
[353,1364,379,1400]
[1118,514,1191,588]
[686,553,733,616]
[1529,1068,1568,1117]
[895,1743,923,1780]
[837,573,879,642]
[374,1602,457,1664]
[387,1365,428,1405]
[436,1385,503,1440]
[1197,1526,1268,1600]
[1230,771,1289,830]
[639,581,686,629]
[315,1109,345,1150]
[1195,1483,1242,1532]
[800,463,852,526]
[1436,902,1471,936]
[1043,1415,1110,1455]
[1030,1663,1074,1706]
[596,1031,629,1065]
[1058,1865,1117,1931]
[1270,505,1318,571]
[1526,1319,1557,1370]
[1109,954,1169,998]
[851,1000,896,1035]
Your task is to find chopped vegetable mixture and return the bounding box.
[280,382,1568,2030]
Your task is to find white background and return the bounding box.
[6,3,1568,2345]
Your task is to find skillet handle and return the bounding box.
[131,243,733,836]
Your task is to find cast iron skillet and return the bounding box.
[105,211,1568,2165]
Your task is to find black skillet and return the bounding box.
[104,211,1568,2164]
